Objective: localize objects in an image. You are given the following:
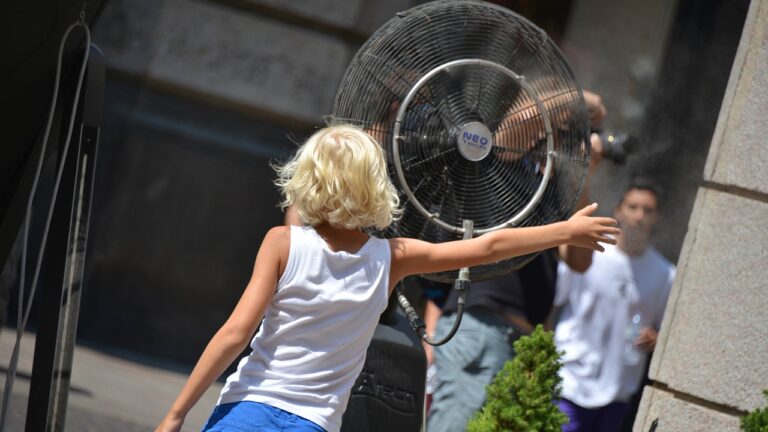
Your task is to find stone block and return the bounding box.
[650,188,768,412]
[94,0,352,124]
[633,386,739,432]
[705,0,768,194]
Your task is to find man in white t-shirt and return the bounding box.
[554,179,675,432]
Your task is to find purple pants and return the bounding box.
[558,398,630,432]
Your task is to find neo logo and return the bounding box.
[457,121,492,161]
[462,131,489,147]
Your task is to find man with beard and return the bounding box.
[553,178,675,432]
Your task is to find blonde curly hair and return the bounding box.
[274,125,401,229]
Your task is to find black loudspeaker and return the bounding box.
[341,301,427,432]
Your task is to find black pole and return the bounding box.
[25,44,103,432]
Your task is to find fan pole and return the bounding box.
[397,219,474,346]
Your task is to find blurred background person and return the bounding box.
[553,178,675,432]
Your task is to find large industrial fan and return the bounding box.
[331,0,590,345]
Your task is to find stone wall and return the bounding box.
[93,0,411,127]
[634,1,768,429]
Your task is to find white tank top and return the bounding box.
[217,225,391,432]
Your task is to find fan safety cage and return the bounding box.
[331,0,590,282]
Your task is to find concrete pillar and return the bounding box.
[634,1,768,430]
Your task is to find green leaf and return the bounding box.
[740,390,768,432]
[466,325,568,432]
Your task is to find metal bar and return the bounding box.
[25,113,79,432]
[25,44,103,432]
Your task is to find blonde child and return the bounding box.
[155,124,618,432]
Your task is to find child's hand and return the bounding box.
[566,203,620,251]
[155,413,184,432]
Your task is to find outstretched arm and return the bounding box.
[155,226,289,432]
[389,204,618,290]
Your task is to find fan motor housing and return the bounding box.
[457,121,493,161]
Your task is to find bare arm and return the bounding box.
[422,298,442,365]
[155,226,289,432]
[558,132,605,272]
[582,90,608,129]
[389,204,618,290]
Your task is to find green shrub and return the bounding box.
[741,390,768,432]
[466,325,568,432]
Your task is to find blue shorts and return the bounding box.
[201,401,326,432]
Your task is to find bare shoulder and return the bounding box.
[265,225,291,249]
[267,225,291,238]
[259,226,291,278]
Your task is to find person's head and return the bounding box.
[614,178,661,251]
[274,124,401,230]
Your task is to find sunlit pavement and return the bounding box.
[0,327,222,431]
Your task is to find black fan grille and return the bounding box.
[331,0,589,282]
